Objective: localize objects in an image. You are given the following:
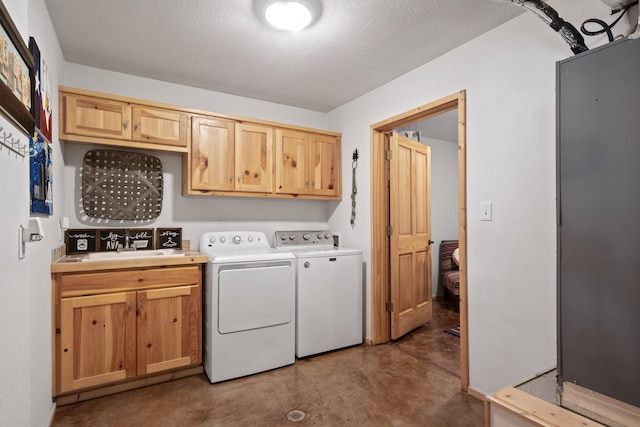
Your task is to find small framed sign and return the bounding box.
[99,229,126,252]
[156,228,182,249]
[66,229,98,254]
[128,228,154,250]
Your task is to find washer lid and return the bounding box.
[292,247,362,258]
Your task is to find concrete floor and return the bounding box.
[53,298,484,426]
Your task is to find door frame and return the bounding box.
[370,90,468,391]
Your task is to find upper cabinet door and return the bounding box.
[309,134,341,198]
[131,105,189,148]
[191,116,235,192]
[63,93,131,140]
[275,128,309,195]
[235,123,273,193]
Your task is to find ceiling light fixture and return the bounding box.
[265,1,313,31]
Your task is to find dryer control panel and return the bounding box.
[199,231,269,252]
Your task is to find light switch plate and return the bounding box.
[480,202,492,221]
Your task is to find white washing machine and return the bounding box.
[274,230,363,358]
[199,231,295,383]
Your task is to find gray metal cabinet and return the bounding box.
[557,37,640,408]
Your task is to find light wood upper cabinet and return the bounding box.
[235,123,273,193]
[131,105,188,147]
[190,116,236,192]
[60,87,189,152]
[59,87,342,200]
[63,93,131,140]
[275,129,309,195]
[275,130,341,198]
[309,133,341,197]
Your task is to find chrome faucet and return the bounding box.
[117,236,137,252]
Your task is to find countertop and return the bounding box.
[51,249,208,273]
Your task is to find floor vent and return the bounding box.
[287,409,306,422]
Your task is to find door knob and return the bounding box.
[428,240,434,245]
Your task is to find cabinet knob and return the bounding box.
[229,176,233,183]
[237,176,240,183]
[122,121,129,130]
[134,123,139,132]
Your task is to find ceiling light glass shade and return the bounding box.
[265,1,312,31]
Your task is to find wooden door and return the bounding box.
[235,123,273,193]
[275,128,309,194]
[136,285,201,375]
[63,93,131,140]
[389,132,432,340]
[308,134,341,197]
[131,105,189,147]
[59,292,136,393]
[190,116,235,191]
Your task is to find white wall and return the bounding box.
[327,0,630,396]
[423,136,459,295]
[0,1,65,426]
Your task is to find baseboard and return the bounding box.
[55,366,203,406]
[45,401,56,427]
[468,386,487,402]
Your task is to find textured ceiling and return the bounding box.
[44,0,523,112]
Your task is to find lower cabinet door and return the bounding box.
[136,285,201,375]
[59,292,137,393]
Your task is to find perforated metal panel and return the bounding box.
[82,149,163,220]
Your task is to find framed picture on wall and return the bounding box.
[29,37,52,142]
[0,1,34,134]
[29,130,52,215]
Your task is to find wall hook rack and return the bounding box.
[0,126,27,157]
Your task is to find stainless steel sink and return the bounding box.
[82,249,185,261]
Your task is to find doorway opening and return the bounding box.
[369,90,468,391]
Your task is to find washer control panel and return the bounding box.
[274,230,334,249]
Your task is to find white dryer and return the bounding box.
[275,230,363,358]
[199,231,295,383]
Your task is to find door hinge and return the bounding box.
[385,150,392,161]
[386,301,394,312]
[386,225,393,236]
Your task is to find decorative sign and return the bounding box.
[29,37,52,142]
[156,228,182,249]
[66,229,98,254]
[0,1,34,134]
[29,130,52,215]
[99,229,126,252]
[128,228,154,250]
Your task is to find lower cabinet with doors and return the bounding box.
[51,261,203,403]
